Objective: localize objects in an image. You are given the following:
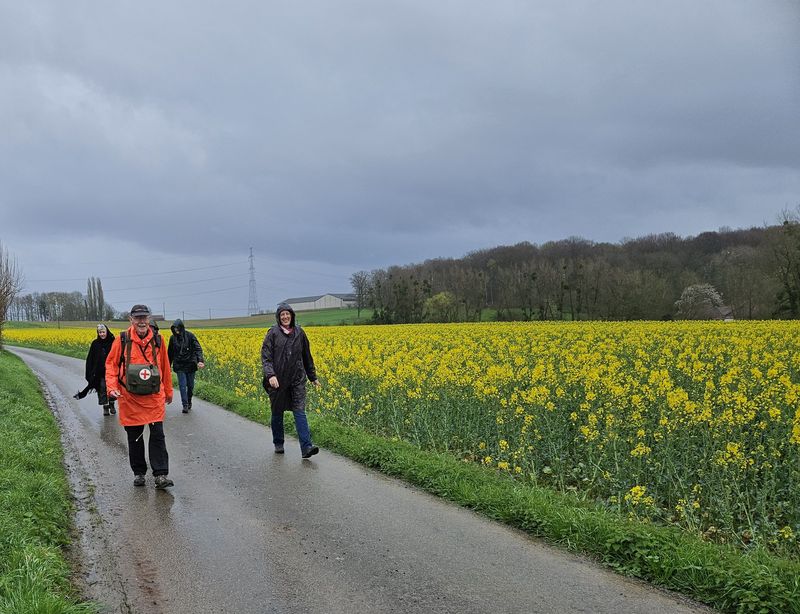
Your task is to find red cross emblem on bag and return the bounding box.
[139,368,152,381]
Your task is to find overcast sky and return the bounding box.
[2,1,798,319]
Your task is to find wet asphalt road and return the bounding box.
[11,347,712,614]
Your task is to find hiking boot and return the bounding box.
[103,406,110,416]
[133,474,146,487]
[274,444,285,454]
[301,445,319,459]
[154,475,174,489]
[109,405,116,415]
[182,405,190,414]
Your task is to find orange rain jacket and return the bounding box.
[105,325,173,426]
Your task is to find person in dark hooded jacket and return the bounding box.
[261,303,321,458]
[167,319,205,413]
[77,324,117,416]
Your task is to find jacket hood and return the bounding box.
[170,319,185,334]
[96,324,115,343]
[275,303,296,327]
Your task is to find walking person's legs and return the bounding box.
[148,422,173,488]
[177,371,190,412]
[125,424,148,485]
[270,408,285,452]
[292,410,313,451]
[289,386,317,457]
[98,380,116,415]
[294,411,318,458]
[98,379,111,416]
[186,370,196,410]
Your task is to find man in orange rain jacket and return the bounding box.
[106,304,175,489]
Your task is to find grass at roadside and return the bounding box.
[0,350,96,613]
[7,344,800,612]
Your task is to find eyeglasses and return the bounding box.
[131,315,149,321]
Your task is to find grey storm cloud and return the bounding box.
[1,0,799,314]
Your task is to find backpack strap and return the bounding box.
[148,335,159,360]
[118,332,129,388]
[118,330,161,388]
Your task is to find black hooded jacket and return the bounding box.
[168,319,205,373]
[261,304,317,411]
[85,326,115,388]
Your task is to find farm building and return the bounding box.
[280,293,356,311]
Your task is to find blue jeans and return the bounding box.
[176,371,196,408]
[271,409,312,450]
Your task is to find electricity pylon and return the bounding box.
[247,247,260,315]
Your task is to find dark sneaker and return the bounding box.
[274,444,285,454]
[133,474,146,487]
[182,405,190,414]
[301,446,319,459]
[154,475,174,489]
[103,407,110,416]
[109,406,116,415]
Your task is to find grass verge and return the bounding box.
[0,350,96,613]
[7,344,800,612]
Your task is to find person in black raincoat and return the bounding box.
[75,323,116,416]
[261,303,321,458]
[167,319,205,413]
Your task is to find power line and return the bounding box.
[107,273,248,292]
[264,266,350,280]
[27,258,351,284]
[113,284,249,304]
[28,261,246,283]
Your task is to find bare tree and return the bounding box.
[85,276,110,321]
[711,246,777,319]
[87,277,96,320]
[772,209,800,318]
[96,278,106,319]
[350,270,370,318]
[0,242,23,346]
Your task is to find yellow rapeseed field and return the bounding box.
[7,320,800,554]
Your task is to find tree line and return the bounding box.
[5,217,800,329]
[352,218,800,323]
[9,277,115,322]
